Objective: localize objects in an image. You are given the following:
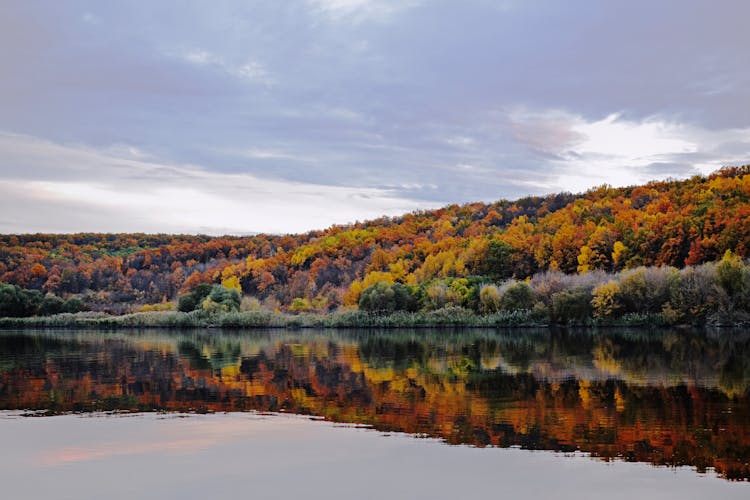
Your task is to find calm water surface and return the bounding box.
[0,327,749,499]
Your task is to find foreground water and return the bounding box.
[0,328,749,498]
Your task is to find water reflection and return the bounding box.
[0,328,749,480]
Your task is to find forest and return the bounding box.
[1,166,749,326]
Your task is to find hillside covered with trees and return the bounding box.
[1,166,749,325]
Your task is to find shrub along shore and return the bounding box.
[1,251,748,329]
[0,308,669,329]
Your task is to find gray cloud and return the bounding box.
[0,133,434,234]
[0,0,749,233]
[639,162,702,179]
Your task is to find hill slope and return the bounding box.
[1,166,749,313]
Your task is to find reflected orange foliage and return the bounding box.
[1,330,749,480]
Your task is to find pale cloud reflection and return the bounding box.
[36,414,316,466]
[39,438,217,466]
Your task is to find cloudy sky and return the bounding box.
[1,0,749,234]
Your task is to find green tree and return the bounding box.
[177,283,213,312]
[359,282,417,313]
[0,283,42,317]
[201,285,241,313]
[484,241,514,281]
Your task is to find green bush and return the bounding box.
[551,288,592,325]
[479,284,501,313]
[0,283,42,317]
[201,285,241,313]
[38,294,65,316]
[177,283,213,312]
[663,265,720,325]
[617,267,675,314]
[499,281,535,311]
[359,282,418,313]
[716,251,748,304]
[63,297,84,313]
[177,284,239,314]
[421,281,459,310]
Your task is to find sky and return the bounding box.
[1,0,749,235]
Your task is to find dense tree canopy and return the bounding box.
[0,166,748,314]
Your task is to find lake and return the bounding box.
[0,327,749,499]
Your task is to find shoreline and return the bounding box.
[1,309,745,330]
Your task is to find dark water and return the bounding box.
[1,328,749,498]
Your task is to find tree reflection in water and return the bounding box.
[0,328,748,480]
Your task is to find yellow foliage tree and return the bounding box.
[343,271,394,306]
[221,275,242,293]
[291,245,320,267]
[388,259,410,282]
[591,281,621,318]
[612,241,628,270]
[577,245,593,273]
[414,251,466,283]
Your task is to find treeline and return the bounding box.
[2,251,748,327]
[0,283,84,317]
[354,250,750,326]
[0,166,748,315]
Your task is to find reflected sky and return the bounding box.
[1,412,748,500]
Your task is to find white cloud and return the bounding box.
[234,61,272,84]
[81,12,100,25]
[173,49,275,86]
[182,49,218,65]
[445,136,476,147]
[573,113,697,163]
[0,133,433,234]
[306,0,421,23]
[510,109,750,192]
[241,148,306,161]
